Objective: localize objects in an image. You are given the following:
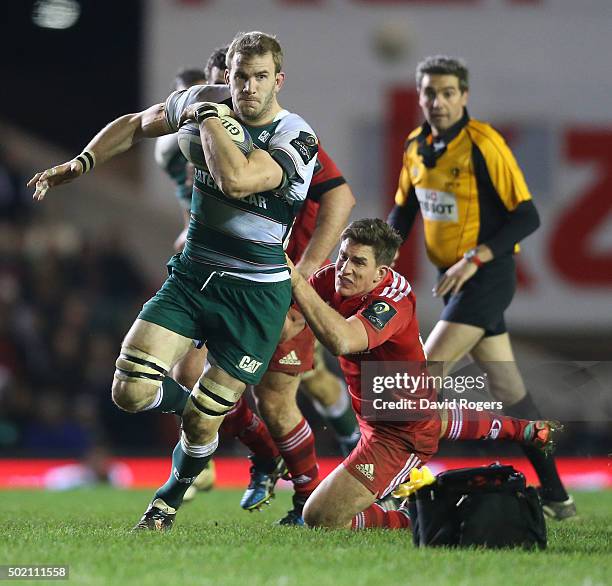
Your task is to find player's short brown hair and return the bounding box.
[416,55,469,93]
[205,46,228,82]
[341,219,403,267]
[226,31,283,74]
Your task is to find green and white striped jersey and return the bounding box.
[164,85,318,282]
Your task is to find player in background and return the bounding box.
[289,219,559,529]
[387,55,574,520]
[153,48,358,520]
[29,31,319,531]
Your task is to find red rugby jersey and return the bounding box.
[310,264,434,416]
[285,146,347,264]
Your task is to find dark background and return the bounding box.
[2,0,142,151]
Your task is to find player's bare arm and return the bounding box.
[434,243,493,297]
[29,103,172,201]
[295,184,356,279]
[180,101,284,198]
[291,270,368,356]
[200,119,283,198]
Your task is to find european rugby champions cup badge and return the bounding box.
[362,301,397,331]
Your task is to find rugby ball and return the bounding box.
[177,115,254,170]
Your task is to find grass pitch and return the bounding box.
[1,489,610,586]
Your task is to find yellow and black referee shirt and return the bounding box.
[388,110,539,269]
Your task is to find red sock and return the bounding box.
[443,406,529,442]
[275,418,320,497]
[351,503,411,529]
[221,397,279,460]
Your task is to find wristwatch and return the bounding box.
[464,248,484,268]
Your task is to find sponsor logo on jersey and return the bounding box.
[415,188,458,222]
[355,463,375,481]
[278,351,301,366]
[245,193,268,209]
[238,355,263,374]
[194,167,221,191]
[258,130,271,143]
[362,301,397,331]
[486,418,502,440]
[290,131,319,165]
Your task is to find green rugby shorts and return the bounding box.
[138,265,291,385]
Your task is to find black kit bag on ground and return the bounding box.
[407,464,547,550]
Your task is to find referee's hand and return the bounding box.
[433,258,478,297]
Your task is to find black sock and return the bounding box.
[505,394,568,502]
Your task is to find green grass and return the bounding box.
[0,489,610,586]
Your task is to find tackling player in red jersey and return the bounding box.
[289,219,559,529]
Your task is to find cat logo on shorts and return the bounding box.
[238,355,263,374]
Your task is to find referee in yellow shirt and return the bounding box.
[388,55,575,520]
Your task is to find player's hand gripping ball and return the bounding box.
[178,103,253,170]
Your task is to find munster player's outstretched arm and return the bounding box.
[291,268,368,356]
[29,102,172,200]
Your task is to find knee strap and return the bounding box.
[115,346,171,385]
[189,377,242,419]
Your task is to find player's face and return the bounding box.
[335,239,388,298]
[208,66,225,84]
[418,74,468,135]
[227,51,284,124]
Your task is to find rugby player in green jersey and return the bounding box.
[29,31,319,531]
[155,46,358,523]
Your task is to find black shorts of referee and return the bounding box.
[440,254,516,337]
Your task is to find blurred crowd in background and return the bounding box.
[0,152,153,457]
